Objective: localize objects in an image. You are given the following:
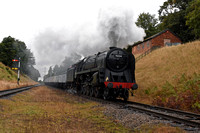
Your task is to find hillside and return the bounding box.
[130,41,200,113]
[0,62,37,91]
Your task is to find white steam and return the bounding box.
[33,7,145,77]
[98,7,145,47]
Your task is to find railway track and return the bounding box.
[0,84,41,98]
[122,101,200,131]
[79,93,200,131]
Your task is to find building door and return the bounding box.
[164,39,171,46]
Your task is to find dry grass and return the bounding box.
[0,62,37,90]
[0,80,36,91]
[0,86,130,132]
[131,41,200,112]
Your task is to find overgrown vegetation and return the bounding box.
[153,73,200,112]
[132,41,200,113]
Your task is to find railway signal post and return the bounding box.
[12,57,21,85]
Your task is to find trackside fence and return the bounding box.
[135,46,161,62]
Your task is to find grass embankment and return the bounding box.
[0,86,131,132]
[0,62,37,90]
[131,41,200,113]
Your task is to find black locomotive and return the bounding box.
[44,47,138,101]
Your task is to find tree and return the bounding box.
[158,0,192,21]
[43,53,82,80]
[47,66,53,77]
[158,0,195,42]
[0,36,40,81]
[27,65,40,81]
[135,12,159,39]
[186,0,200,39]
[53,65,60,76]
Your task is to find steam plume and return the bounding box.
[33,7,145,77]
[98,7,145,47]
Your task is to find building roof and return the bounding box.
[132,29,181,46]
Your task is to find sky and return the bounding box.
[0,0,166,79]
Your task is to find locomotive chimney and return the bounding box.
[109,47,116,49]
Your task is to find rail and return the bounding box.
[79,94,200,131]
[123,101,200,129]
[0,84,41,98]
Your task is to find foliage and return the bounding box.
[0,36,40,81]
[27,65,41,81]
[144,87,158,95]
[135,0,199,43]
[158,0,195,42]
[185,0,200,39]
[44,53,81,79]
[0,36,27,67]
[43,66,53,80]
[158,0,192,21]
[153,73,200,112]
[135,12,159,39]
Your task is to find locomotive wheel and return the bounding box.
[94,87,100,98]
[103,88,110,100]
[86,87,90,96]
[123,89,129,101]
[77,86,82,95]
[90,88,94,97]
[83,87,87,95]
[80,86,84,94]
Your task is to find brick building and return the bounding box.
[132,29,182,55]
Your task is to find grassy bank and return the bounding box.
[0,62,36,90]
[0,86,131,132]
[131,41,200,113]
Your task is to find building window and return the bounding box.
[164,39,171,46]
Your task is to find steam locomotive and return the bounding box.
[44,47,138,101]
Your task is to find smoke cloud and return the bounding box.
[98,7,145,47]
[33,7,145,78]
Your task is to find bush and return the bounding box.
[153,73,200,112]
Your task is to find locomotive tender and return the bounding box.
[44,47,138,101]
